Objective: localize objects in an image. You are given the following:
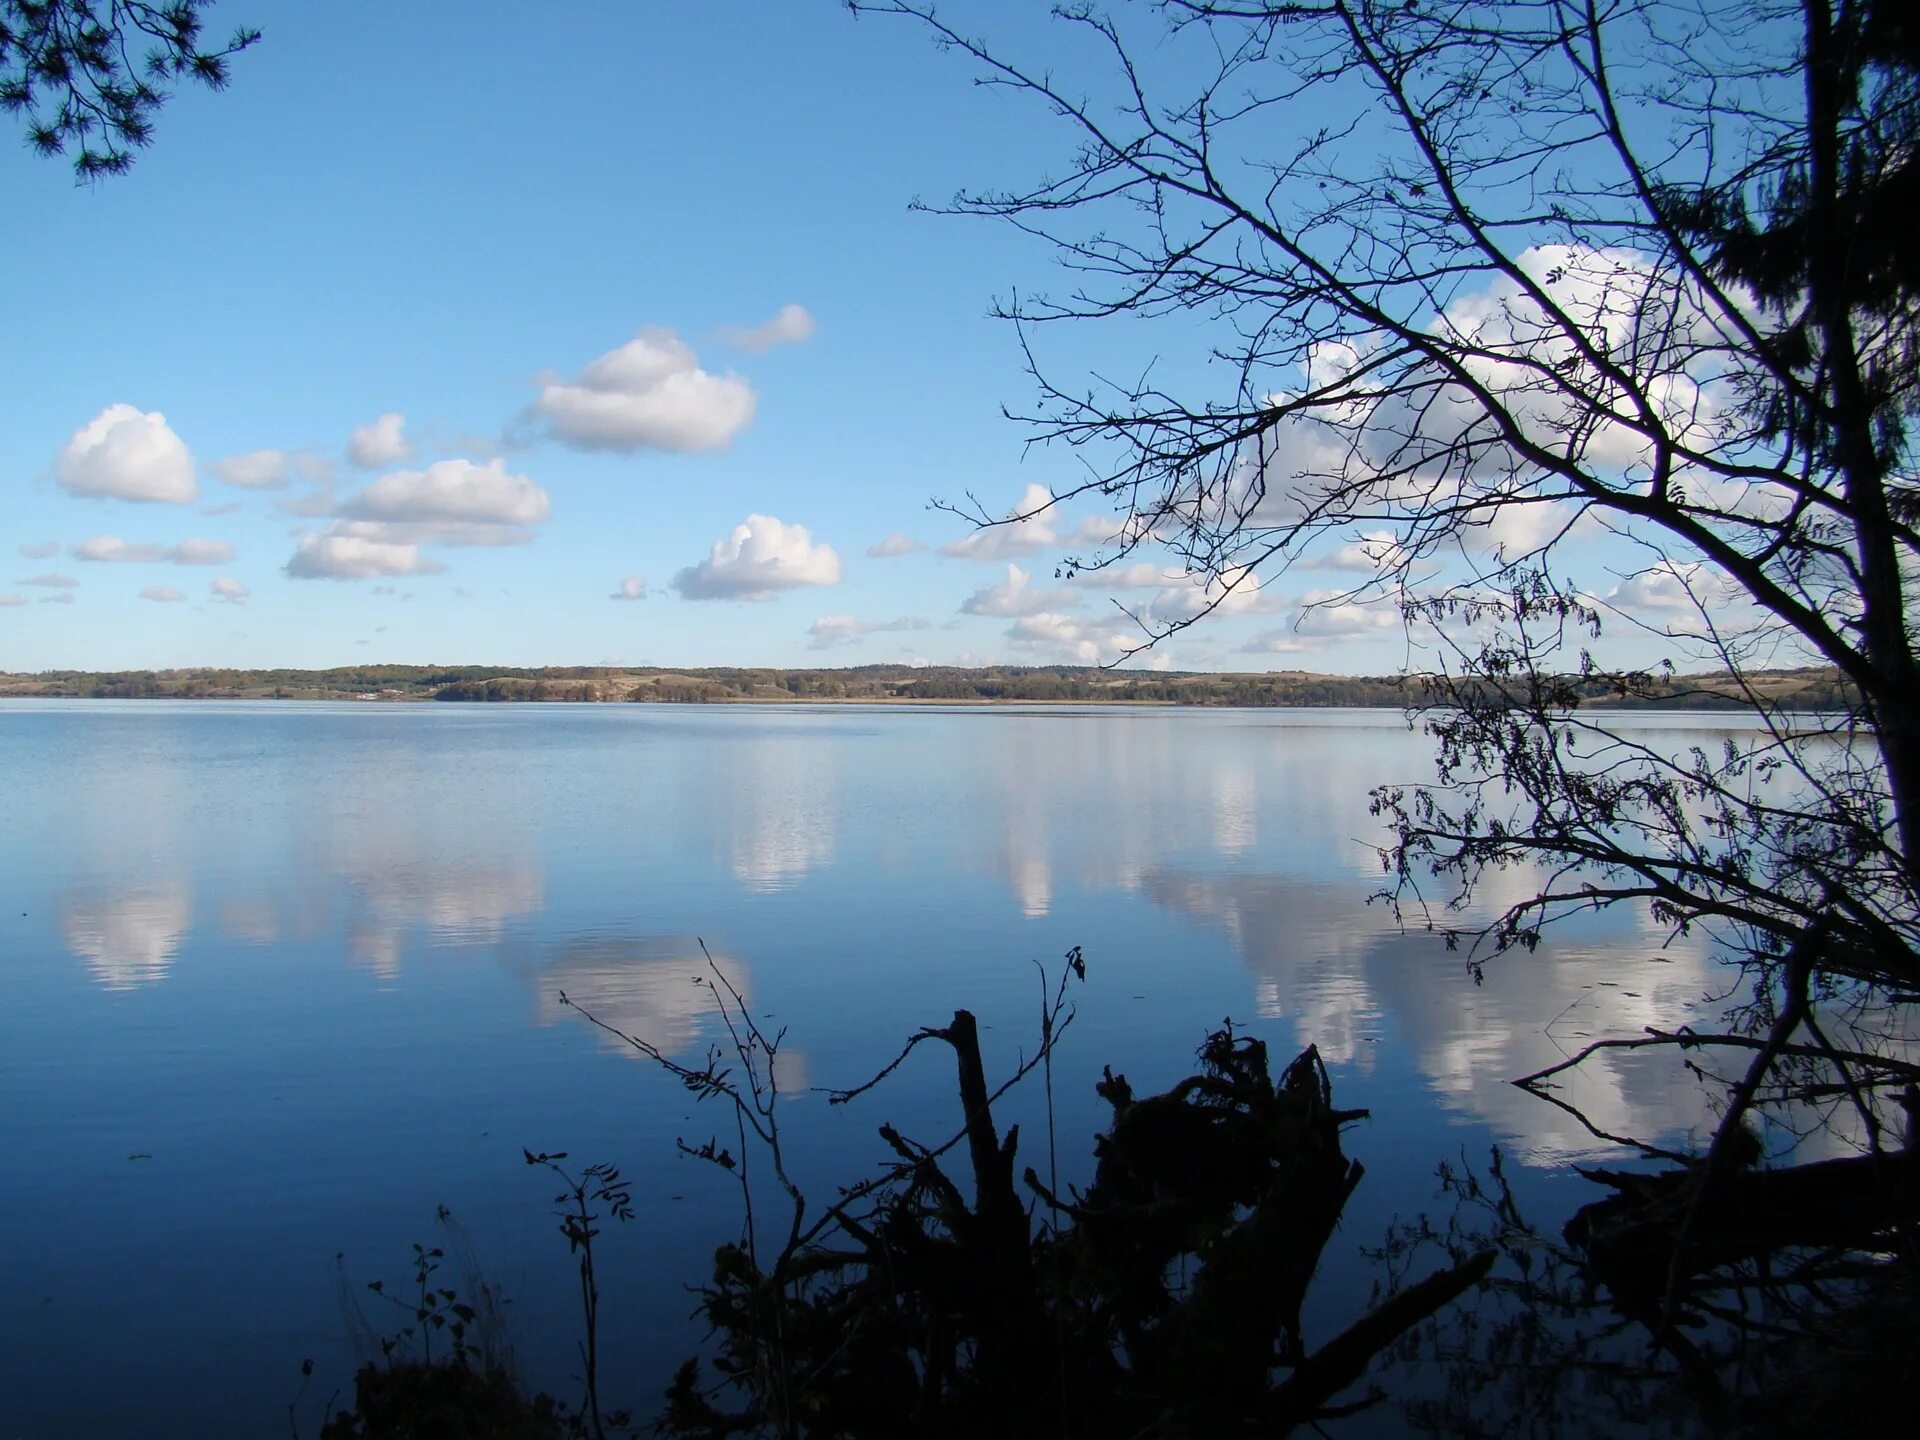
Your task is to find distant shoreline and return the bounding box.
[0,663,1853,712]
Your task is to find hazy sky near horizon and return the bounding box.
[3,1,1698,675]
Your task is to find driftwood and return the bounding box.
[1568,1148,1920,1305]
[660,1010,1493,1439]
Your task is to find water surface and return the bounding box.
[0,701,1759,1435]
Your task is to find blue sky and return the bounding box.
[1,2,1712,675]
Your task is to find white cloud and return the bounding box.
[1297,592,1404,638]
[210,577,249,603]
[1006,610,1138,663]
[56,404,197,504]
[940,483,1060,561]
[286,532,447,580]
[211,447,331,490]
[673,514,842,600]
[212,450,286,488]
[610,575,648,601]
[1059,513,1121,549]
[1301,531,1410,573]
[1144,566,1280,624]
[337,458,549,541]
[73,536,160,563]
[867,532,924,559]
[19,573,78,588]
[139,585,186,603]
[0,594,23,607]
[325,518,535,549]
[806,614,931,649]
[533,327,756,453]
[71,535,234,565]
[1070,560,1181,590]
[1196,243,1761,592]
[719,303,817,353]
[168,537,235,565]
[17,541,58,560]
[960,562,1072,617]
[200,500,244,517]
[348,412,415,469]
[1236,591,1403,653]
[1602,559,1754,624]
[1608,566,1699,613]
[1236,631,1316,656]
[39,593,76,605]
[277,484,337,519]
[212,448,330,490]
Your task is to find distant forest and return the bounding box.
[0,663,1855,710]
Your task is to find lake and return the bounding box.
[0,700,1757,1436]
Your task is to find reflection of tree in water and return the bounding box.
[616,955,1495,1440]
[1374,1093,1920,1439]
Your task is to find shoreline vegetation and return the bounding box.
[0,662,1852,709]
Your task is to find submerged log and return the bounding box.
[1568,1148,1920,1304]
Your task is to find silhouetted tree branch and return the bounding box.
[2,0,258,179]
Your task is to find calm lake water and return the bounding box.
[0,700,1761,1436]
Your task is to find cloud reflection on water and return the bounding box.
[716,735,838,894]
[62,886,191,990]
[1140,864,1726,1163]
[530,935,809,1091]
[34,705,1791,1167]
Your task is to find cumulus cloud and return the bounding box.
[806,614,931,649]
[610,575,648,601]
[1006,610,1139,663]
[1235,591,1403,653]
[673,514,842,600]
[0,594,23,607]
[19,573,78,588]
[276,484,339,519]
[960,563,1073,617]
[212,448,331,490]
[533,328,756,453]
[1601,559,1755,628]
[337,458,549,539]
[286,532,447,580]
[55,404,197,504]
[17,541,58,559]
[201,500,244,517]
[167,537,236,565]
[1069,560,1181,590]
[1190,244,1763,594]
[1300,531,1410,573]
[39,592,76,605]
[719,303,817,353]
[212,450,288,489]
[348,412,415,469]
[288,459,554,576]
[867,532,924,559]
[71,535,234,565]
[139,585,186,603]
[211,577,249,603]
[1145,566,1282,624]
[1235,631,1316,656]
[940,483,1061,561]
